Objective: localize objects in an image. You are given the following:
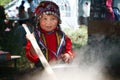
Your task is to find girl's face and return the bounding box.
[39,14,58,32]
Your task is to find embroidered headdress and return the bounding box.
[34,1,61,23]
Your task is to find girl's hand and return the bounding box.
[61,53,72,63]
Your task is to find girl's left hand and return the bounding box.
[61,53,72,63]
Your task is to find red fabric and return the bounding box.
[106,0,112,8]
[105,0,115,20]
[25,40,39,63]
[65,36,75,58]
[25,31,74,63]
[44,32,57,61]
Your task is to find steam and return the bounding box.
[16,37,120,80]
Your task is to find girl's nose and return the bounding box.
[46,19,52,25]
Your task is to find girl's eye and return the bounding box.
[51,17,57,20]
[43,18,47,20]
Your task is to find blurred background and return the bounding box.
[0,0,120,80]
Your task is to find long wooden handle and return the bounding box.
[22,24,57,79]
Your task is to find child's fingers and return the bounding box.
[64,58,70,63]
[61,54,70,63]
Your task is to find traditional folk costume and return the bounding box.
[25,1,74,67]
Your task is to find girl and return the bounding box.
[25,1,74,68]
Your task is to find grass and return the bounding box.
[62,25,88,49]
